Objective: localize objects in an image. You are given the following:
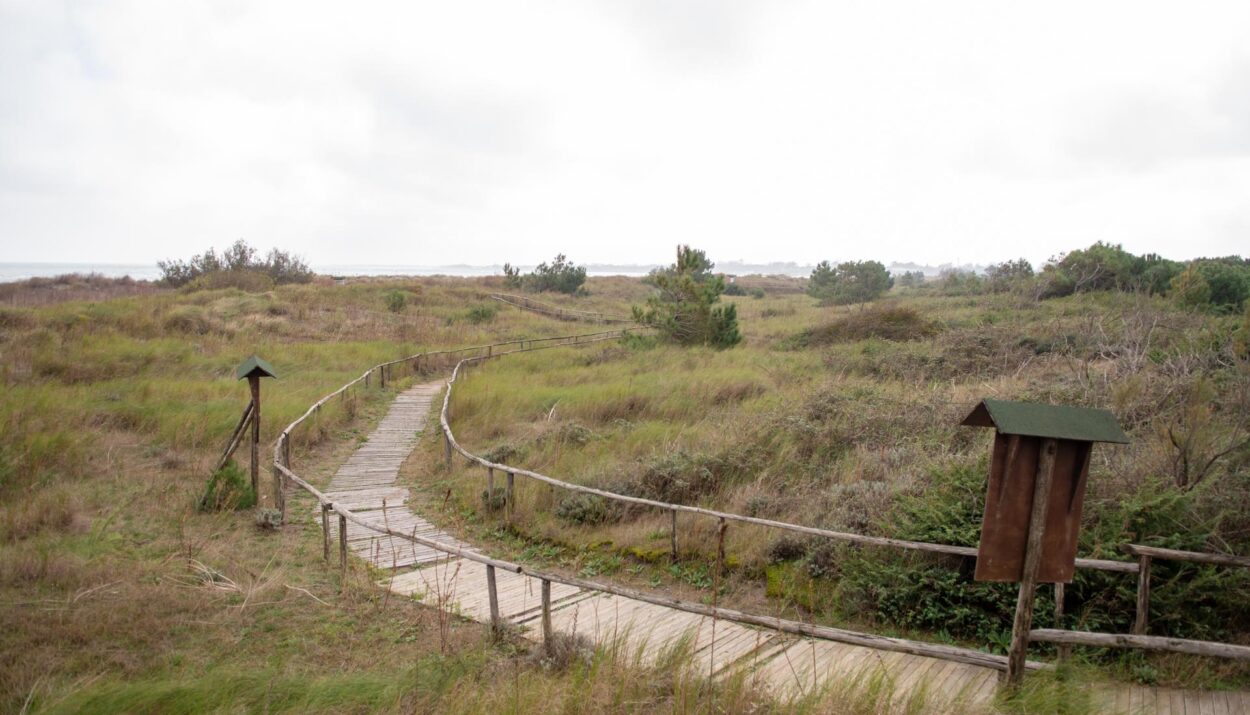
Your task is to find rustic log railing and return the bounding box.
[489,293,636,325]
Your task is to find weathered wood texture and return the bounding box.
[1006,438,1058,688]
[1122,544,1250,568]
[1031,629,1250,660]
[216,400,254,472]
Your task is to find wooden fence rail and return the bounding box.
[1119,543,1250,637]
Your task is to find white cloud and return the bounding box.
[1,0,1248,268]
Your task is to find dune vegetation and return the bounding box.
[416,272,1250,693]
[3,260,1248,713]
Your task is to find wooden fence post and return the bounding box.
[486,564,501,637]
[273,437,286,521]
[1133,555,1152,635]
[506,471,515,522]
[542,578,553,654]
[380,365,386,389]
[1006,438,1058,689]
[321,503,332,561]
[365,370,370,389]
[1054,582,1069,662]
[671,509,679,561]
[717,517,727,582]
[487,467,495,500]
[338,513,348,582]
[443,432,452,469]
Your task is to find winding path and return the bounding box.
[317,380,1241,714]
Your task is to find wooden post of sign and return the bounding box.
[248,375,261,494]
[1133,554,1152,635]
[1005,438,1058,689]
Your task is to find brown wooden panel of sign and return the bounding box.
[975,434,1092,583]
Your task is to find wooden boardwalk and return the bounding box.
[317,381,1248,714]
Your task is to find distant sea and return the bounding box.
[0,262,651,283]
[0,261,976,283]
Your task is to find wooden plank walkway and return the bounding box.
[318,381,1246,714]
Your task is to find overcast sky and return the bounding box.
[2,1,1248,268]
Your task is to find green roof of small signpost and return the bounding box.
[235,355,278,380]
[961,399,1128,444]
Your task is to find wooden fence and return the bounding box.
[272,329,1250,695]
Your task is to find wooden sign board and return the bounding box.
[962,399,1128,584]
[976,435,1091,582]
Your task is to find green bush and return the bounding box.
[555,493,614,525]
[197,461,256,512]
[807,260,894,305]
[837,463,1250,646]
[722,282,747,296]
[481,486,507,512]
[632,245,742,349]
[159,239,313,288]
[465,303,497,324]
[503,254,587,294]
[384,290,407,313]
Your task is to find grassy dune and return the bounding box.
[3,275,1016,714]
[426,281,1250,690]
[3,273,1247,712]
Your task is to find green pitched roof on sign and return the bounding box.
[235,355,278,380]
[961,399,1128,444]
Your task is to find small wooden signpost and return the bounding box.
[228,355,278,494]
[961,399,1128,688]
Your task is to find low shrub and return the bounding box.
[385,290,407,313]
[555,493,614,525]
[196,462,256,512]
[766,535,809,563]
[481,486,507,512]
[784,304,939,348]
[464,303,497,324]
